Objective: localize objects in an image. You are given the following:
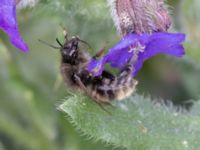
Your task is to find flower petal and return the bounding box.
[132,33,185,76]
[0,0,29,52]
[87,58,106,76]
[107,48,133,68]
[88,32,185,77]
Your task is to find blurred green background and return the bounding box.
[0,0,200,149]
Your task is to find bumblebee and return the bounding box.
[57,34,138,104]
[40,33,138,104]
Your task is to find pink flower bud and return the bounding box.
[108,0,171,35]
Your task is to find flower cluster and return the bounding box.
[0,0,29,52]
[88,0,185,78]
[88,32,185,77]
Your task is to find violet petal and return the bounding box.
[88,32,185,77]
[132,33,185,76]
[87,58,106,76]
[0,0,29,52]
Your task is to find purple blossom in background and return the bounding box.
[0,0,29,52]
[88,32,185,77]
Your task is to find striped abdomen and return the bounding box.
[61,63,138,103]
[87,65,138,103]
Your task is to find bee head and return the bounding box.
[58,36,80,65]
[39,34,90,65]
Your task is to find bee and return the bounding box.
[58,34,138,104]
[39,33,138,105]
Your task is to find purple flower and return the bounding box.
[0,0,29,52]
[88,32,185,77]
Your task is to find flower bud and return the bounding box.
[107,0,171,35]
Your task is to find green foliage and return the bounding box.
[172,0,200,63]
[1,0,200,150]
[60,94,200,150]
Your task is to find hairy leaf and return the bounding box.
[60,94,200,150]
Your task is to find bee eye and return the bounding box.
[64,43,72,49]
[72,52,78,58]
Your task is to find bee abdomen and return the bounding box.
[90,78,138,103]
[114,79,138,101]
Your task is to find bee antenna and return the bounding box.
[59,24,68,40]
[77,39,92,49]
[56,38,63,47]
[38,39,61,49]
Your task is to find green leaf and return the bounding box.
[60,94,200,150]
[0,142,5,150]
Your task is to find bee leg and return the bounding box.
[102,71,115,80]
[120,54,138,75]
[77,39,92,49]
[93,42,108,59]
[74,74,111,115]
[126,54,138,70]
